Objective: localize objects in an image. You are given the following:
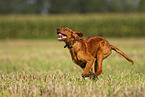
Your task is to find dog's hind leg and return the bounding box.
[95,51,103,76]
[95,41,112,76]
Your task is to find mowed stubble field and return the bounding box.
[0,38,144,97]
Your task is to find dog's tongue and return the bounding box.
[58,33,62,37]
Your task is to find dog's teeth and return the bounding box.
[63,36,67,38]
[58,38,62,40]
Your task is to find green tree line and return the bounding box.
[0,0,145,14]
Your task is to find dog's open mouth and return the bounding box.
[58,33,67,41]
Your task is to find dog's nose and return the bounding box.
[56,28,60,31]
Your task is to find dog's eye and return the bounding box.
[65,29,68,31]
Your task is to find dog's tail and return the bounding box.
[110,45,134,64]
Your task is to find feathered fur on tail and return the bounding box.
[110,45,134,64]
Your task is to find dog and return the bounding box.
[56,27,134,79]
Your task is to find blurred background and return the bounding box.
[1,0,145,14]
[0,0,145,39]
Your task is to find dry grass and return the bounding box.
[0,38,145,97]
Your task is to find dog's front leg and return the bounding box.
[82,58,96,78]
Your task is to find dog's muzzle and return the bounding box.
[57,33,67,41]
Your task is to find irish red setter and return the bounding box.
[57,27,134,79]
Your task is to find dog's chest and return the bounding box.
[69,43,86,66]
[72,51,86,67]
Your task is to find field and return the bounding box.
[0,14,145,39]
[0,38,145,97]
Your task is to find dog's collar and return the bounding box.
[64,45,73,48]
[64,39,80,49]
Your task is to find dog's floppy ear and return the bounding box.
[72,31,83,41]
[73,31,83,37]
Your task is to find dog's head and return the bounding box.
[56,27,83,42]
